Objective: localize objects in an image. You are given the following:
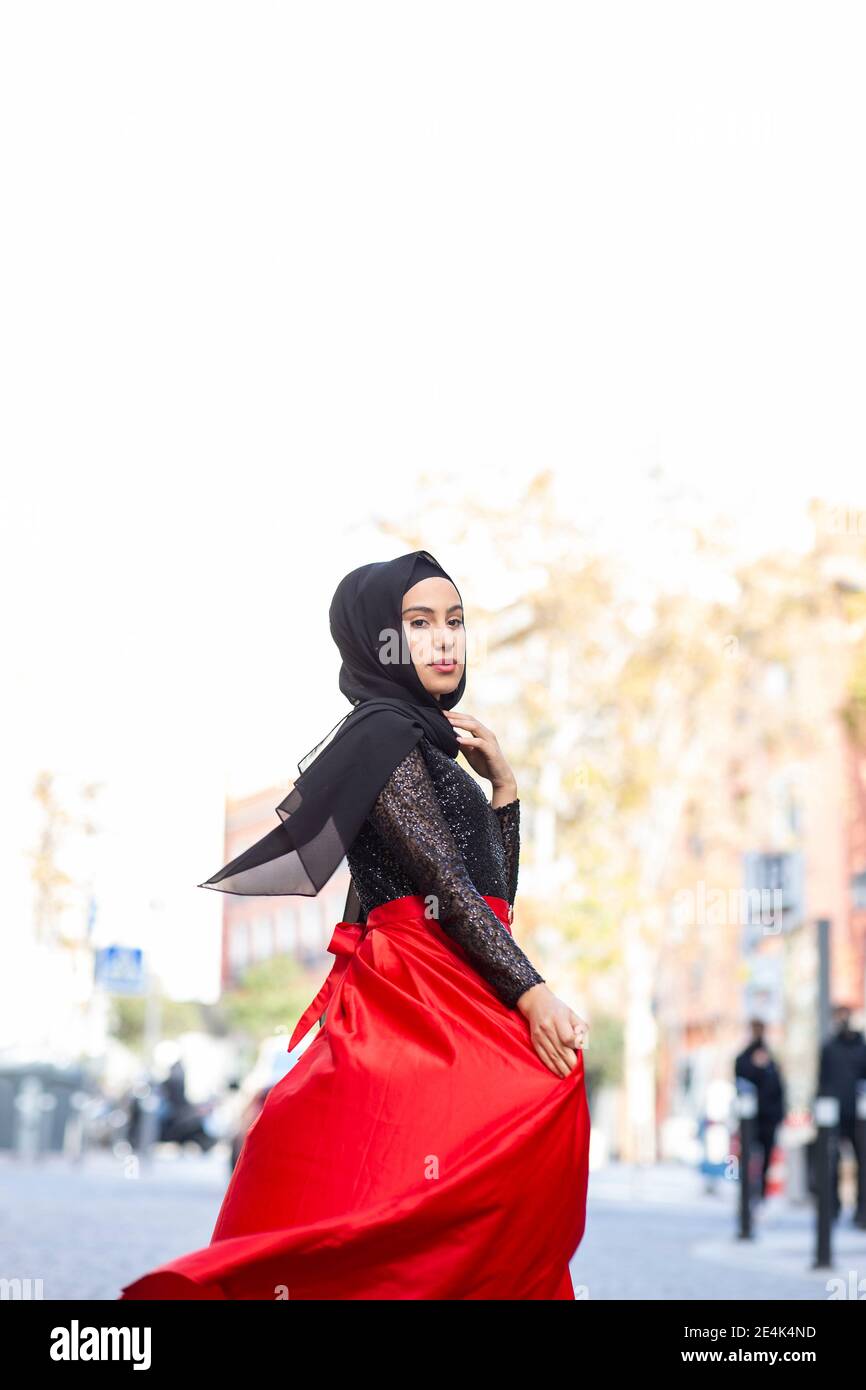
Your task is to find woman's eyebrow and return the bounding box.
[401,603,463,615]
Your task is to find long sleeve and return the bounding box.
[735,1049,756,1084]
[818,1043,830,1093]
[367,745,545,1009]
[492,798,520,907]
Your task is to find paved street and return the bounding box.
[2,1149,864,1301]
[0,1148,228,1301]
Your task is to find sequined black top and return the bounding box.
[346,736,546,1008]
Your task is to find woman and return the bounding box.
[119,549,591,1300]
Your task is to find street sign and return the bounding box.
[94,946,145,995]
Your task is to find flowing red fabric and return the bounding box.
[119,893,590,1301]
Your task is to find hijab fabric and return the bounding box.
[197,549,467,902]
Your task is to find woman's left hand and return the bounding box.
[442,710,516,794]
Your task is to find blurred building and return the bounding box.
[656,523,866,1149]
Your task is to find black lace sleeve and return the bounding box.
[367,745,545,1009]
[492,799,520,907]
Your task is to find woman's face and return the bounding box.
[401,575,465,701]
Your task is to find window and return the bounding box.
[229,922,249,971]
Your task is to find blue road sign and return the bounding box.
[94,945,145,995]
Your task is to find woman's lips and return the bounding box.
[431,661,456,671]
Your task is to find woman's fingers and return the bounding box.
[556,1015,577,1048]
[554,1039,579,1072]
[534,1028,578,1077]
[524,1001,587,1076]
[567,1010,590,1049]
[534,1038,570,1077]
[444,710,490,738]
[530,1031,560,1075]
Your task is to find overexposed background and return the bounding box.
[2,0,864,1022]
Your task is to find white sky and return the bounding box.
[1,2,864,1003]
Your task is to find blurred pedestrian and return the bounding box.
[818,1004,866,1220]
[158,1059,217,1152]
[735,1018,786,1199]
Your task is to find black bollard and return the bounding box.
[736,1081,758,1240]
[813,1094,838,1269]
[856,1082,866,1231]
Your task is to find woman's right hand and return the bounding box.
[517,984,588,1078]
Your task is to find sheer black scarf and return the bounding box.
[197,549,466,918]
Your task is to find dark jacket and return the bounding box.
[735,1041,786,1124]
[818,1028,866,1126]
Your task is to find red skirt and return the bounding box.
[119,893,590,1300]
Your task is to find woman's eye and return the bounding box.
[410,617,463,628]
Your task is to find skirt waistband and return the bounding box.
[286,892,512,1053]
[366,891,511,932]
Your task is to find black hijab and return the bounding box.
[197,549,467,903]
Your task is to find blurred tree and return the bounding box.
[111,994,203,1048]
[219,954,321,1044]
[28,771,102,947]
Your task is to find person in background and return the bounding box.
[818,1004,866,1221]
[735,1018,786,1200]
[158,1059,218,1153]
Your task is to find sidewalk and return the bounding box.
[571,1160,866,1300]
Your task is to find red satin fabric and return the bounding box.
[119,893,590,1300]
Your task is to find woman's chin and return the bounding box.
[421,676,461,700]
